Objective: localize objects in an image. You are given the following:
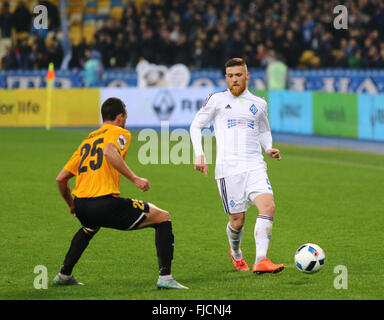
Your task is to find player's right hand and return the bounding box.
[134,177,150,192]
[69,205,76,217]
[194,155,208,177]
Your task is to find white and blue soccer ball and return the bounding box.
[294,243,325,273]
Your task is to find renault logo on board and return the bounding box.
[153,90,175,121]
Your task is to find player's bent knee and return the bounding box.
[229,212,245,230]
[157,210,171,223]
[230,220,244,231]
[262,202,276,215]
[148,203,171,221]
[268,202,276,212]
[136,206,171,229]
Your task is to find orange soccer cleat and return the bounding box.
[229,249,249,271]
[253,257,285,274]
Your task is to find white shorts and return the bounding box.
[216,169,273,214]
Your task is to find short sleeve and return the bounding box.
[106,129,132,155]
[63,148,81,176]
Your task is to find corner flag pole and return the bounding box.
[45,62,55,130]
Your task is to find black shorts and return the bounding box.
[74,195,149,231]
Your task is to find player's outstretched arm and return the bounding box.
[56,169,76,216]
[104,143,150,191]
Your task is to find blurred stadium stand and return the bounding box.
[1,0,384,72]
[1,1,384,148]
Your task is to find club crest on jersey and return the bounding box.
[250,104,258,115]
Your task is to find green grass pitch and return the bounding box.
[0,128,383,300]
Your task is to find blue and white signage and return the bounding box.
[269,90,313,135]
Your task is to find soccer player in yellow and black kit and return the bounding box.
[53,97,188,289]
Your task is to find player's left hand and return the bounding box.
[266,148,281,160]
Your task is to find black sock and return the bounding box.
[155,221,174,276]
[60,228,94,276]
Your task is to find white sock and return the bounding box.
[254,215,273,264]
[226,222,243,260]
[58,273,72,280]
[159,275,173,281]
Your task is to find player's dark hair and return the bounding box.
[225,58,247,72]
[101,97,126,121]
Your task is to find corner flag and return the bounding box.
[45,62,55,130]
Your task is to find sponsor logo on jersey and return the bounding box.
[227,119,255,129]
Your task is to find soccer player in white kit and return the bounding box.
[190,58,285,274]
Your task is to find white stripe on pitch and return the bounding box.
[284,155,384,171]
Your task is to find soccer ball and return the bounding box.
[294,243,325,273]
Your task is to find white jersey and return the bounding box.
[190,88,273,179]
